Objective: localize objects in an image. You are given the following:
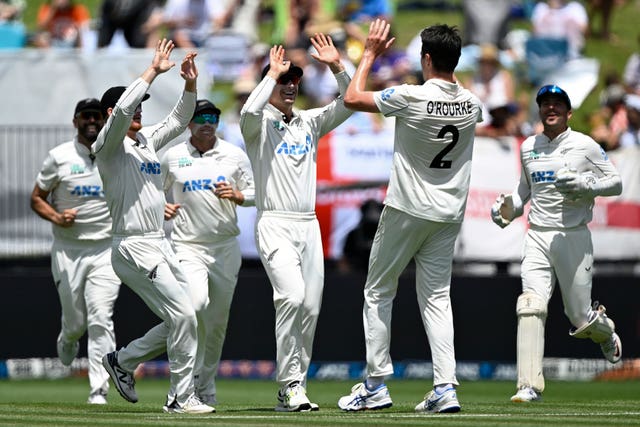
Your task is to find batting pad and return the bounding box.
[516,292,547,392]
[569,306,615,344]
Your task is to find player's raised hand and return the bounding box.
[267,45,290,79]
[310,33,340,66]
[180,51,198,82]
[364,19,395,59]
[151,38,176,74]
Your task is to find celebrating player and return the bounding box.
[31,98,120,405]
[161,99,255,406]
[491,84,623,402]
[93,39,214,414]
[239,34,353,411]
[337,20,482,413]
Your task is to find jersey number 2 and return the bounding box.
[429,125,459,169]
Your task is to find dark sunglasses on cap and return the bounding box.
[193,114,219,125]
[277,74,301,85]
[76,111,104,120]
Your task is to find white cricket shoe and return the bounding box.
[338,382,393,411]
[163,394,215,414]
[87,391,107,405]
[56,335,78,366]
[197,392,217,406]
[102,351,138,403]
[510,386,542,403]
[415,386,461,413]
[601,332,622,363]
[275,381,312,412]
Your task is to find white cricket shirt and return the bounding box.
[374,79,483,222]
[36,138,112,242]
[240,72,352,213]
[161,137,255,243]
[92,78,196,237]
[515,127,621,228]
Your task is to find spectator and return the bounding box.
[212,0,261,44]
[590,83,627,150]
[97,0,161,48]
[218,77,256,151]
[33,0,91,48]
[618,94,640,148]
[622,34,640,95]
[161,0,223,48]
[530,0,588,59]
[340,199,384,273]
[462,0,512,49]
[463,43,517,135]
[0,0,24,22]
[586,0,625,40]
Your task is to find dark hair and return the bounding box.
[420,24,461,73]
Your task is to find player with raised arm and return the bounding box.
[337,19,483,413]
[161,99,255,406]
[240,33,352,412]
[31,98,120,405]
[93,39,214,414]
[491,84,623,403]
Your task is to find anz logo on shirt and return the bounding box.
[71,185,104,197]
[530,170,555,183]
[276,134,312,155]
[182,179,215,192]
[140,162,161,175]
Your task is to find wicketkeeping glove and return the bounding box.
[555,167,597,201]
[491,193,513,228]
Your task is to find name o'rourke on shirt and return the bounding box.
[426,100,474,117]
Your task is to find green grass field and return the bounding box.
[1,378,639,426]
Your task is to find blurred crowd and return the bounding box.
[0,0,639,150]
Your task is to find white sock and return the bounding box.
[435,383,454,394]
[365,377,384,390]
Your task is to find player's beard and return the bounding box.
[78,122,102,143]
[129,117,143,132]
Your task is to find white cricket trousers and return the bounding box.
[110,235,198,405]
[52,238,120,396]
[364,206,461,387]
[521,225,594,328]
[256,211,324,387]
[173,238,241,397]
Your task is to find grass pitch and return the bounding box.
[0,378,639,426]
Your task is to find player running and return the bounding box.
[337,20,482,413]
[491,84,623,402]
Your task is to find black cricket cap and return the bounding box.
[100,86,150,113]
[192,99,221,118]
[74,98,102,116]
[261,62,304,80]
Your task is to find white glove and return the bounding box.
[555,168,597,201]
[491,193,514,228]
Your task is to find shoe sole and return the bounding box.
[510,396,541,403]
[101,354,138,403]
[275,402,312,412]
[340,401,393,411]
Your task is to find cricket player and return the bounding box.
[161,99,255,406]
[31,98,120,405]
[337,20,482,413]
[93,39,214,414]
[491,84,623,402]
[240,34,352,411]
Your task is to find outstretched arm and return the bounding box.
[344,19,395,112]
[141,38,177,85]
[309,33,345,74]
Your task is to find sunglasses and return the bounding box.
[193,114,219,124]
[277,74,301,85]
[76,111,103,120]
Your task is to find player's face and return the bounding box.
[539,96,571,130]
[189,113,219,140]
[74,110,104,143]
[269,74,300,109]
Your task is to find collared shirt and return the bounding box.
[374,79,483,223]
[36,137,111,242]
[92,77,196,237]
[240,71,352,213]
[161,137,255,243]
[515,127,621,228]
